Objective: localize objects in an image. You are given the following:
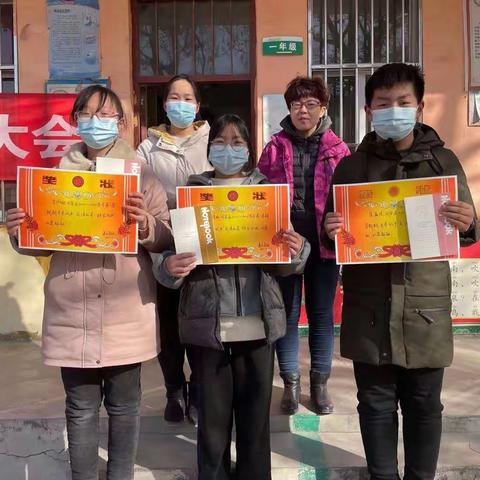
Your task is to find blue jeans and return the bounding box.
[61,364,141,480]
[276,245,339,375]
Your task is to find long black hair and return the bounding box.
[208,114,256,173]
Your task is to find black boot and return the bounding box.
[186,381,198,427]
[310,371,333,415]
[280,372,301,415]
[164,384,186,422]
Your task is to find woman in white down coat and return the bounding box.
[137,74,212,424]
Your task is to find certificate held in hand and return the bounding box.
[17,166,139,254]
[172,184,291,265]
[333,176,459,264]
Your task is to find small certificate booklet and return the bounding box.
[404,193,459,260]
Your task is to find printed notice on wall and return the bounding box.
[47,0,100,79]
[262,94,289,146]
[469,0,480,86]
[450,260,480,320]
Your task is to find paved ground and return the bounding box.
[0,336,479,479]
[1,336,479,419]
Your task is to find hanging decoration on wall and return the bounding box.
[47,0,100,80]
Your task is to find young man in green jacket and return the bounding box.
[324,63,478,480]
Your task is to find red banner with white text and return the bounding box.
[0,94,79,181]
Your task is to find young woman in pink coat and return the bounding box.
[6,85,172,480]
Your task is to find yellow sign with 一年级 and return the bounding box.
[17,166,139,254]
[334,176,458,264]
[176,184,290,264]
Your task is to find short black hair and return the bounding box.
[208,114,256,173]
[284,76,330,108]
[70,85,124,123]
[365,63,425,106]
[162,74,201,104]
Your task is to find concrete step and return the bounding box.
[132,466,480,480]
[1,419,479,480]
[1,412,479,437]
[136,413,480,435]
[132,430,480,466]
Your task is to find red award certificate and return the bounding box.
[17,166,139,254]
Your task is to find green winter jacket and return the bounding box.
[324,124,478,369]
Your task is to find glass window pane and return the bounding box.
[373,0,387,63]
[176,0,194,74]
[0,4,13,66]
[342,71,355,144]
[232,0,250,74]
[389,0,403,62]
[357,69,372,141]
[195,0,213,74]
[342,0,355,64]
[5,181,15,210]
[327,0,340,64]
[358,0,371,64]
[138,3,157,76]
[214,0,232,74]
[158,1,175,75]
[1,181,16,223]
[1,69,14,93]
[405,0,419,63]
[312,0,324,65]
[325,70,341,135]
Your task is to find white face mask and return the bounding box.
[371,107,418,141]
[208,144,249,176]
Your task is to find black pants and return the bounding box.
[194,340,274,480]
[61,364,141,480]
[157,283,196,393]
[353,362,444,480]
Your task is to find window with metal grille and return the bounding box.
[0,0,15,93]
[0,181,15,223]
[136,0,251,79]
[0,0,16,224]
[309,0,421,147]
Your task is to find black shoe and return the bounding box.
[164,385,186,423]
[186,381,198,427]
[280,372,301,415]
[310,371,334,415]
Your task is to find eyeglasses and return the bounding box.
[210,142,248,152]
[290,100,322,111]
[75,112,120,122]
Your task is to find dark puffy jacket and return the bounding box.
[324,124,478,369]
[153,169,311,350]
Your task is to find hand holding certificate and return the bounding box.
[16,166,140,254]
[172,184,291,265]
[333,176,460,264]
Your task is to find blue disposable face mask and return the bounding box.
[208,144,249,176]
[77,116,119,149]
[165,100,197,129]
[371,106,418,142]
